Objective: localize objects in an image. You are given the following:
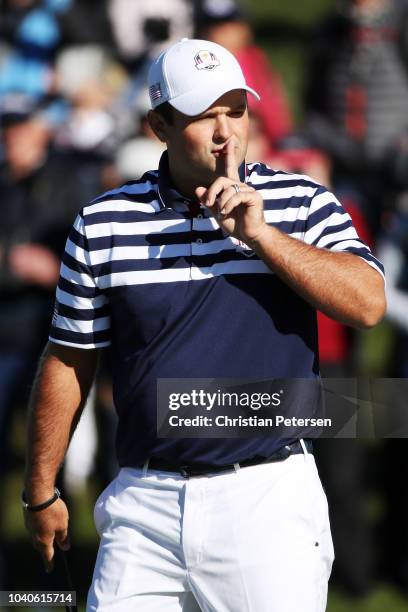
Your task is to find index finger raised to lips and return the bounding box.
[223,139,240,181]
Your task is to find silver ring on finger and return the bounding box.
[232,183,241,194]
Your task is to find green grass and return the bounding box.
[245,0,336,25]
[357,321,396,376]
[328,586,408,612]
[257,39,305,123]
[241,0,339,124]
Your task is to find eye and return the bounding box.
[229,108,246,118]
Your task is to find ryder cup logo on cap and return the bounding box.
[148,38,260,116]
[194,50,220,70]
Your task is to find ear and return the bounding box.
[147,110,168,143]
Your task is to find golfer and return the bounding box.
[23,39,386,611]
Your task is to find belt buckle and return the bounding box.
[281,444,292,459]
[267,444,292,463]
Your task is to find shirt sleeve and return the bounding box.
[49,211,111,349]
[303,186,385,280]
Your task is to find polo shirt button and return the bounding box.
[196,238,203,244]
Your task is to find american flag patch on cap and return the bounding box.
[149,82,162,102]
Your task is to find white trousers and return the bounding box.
[87,452,334,611]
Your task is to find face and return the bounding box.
[4,119,50,180]
[151,89,249,192]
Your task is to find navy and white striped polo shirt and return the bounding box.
[50,152,384,467]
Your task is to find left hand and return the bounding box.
[195,140,268,245]
[23,497,70,573]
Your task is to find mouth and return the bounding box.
[212,139,237,158]
[212,147,227,158]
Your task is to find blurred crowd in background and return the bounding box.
[1,0,408,605]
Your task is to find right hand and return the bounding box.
[24,498,70,573]
[195,140,267,245]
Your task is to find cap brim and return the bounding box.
[169,85,260,117]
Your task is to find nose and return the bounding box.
[213,114,231,143]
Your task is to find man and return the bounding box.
[23,39,386,611]
[304,0,408,237]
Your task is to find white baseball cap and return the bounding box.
[148,38,260,116]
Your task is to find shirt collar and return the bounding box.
[157,151,247,213]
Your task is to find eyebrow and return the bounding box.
[201,104,247,118]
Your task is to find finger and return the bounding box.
[217,194,243,218]
[218,190,257,217]
[223,139,239,181]
[217,184,252,209]
[195,186,207,203]
[35,539,55,573]
[55,528,70,551]
[206,177,234,208]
